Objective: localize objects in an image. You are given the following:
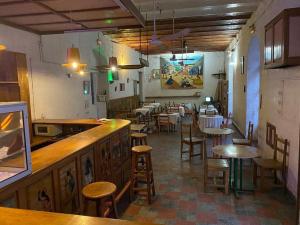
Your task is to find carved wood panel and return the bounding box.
[58,161,79,214]
[96,140,113,182]
[26,174,55,212]
[80,150,95,187]
[111,134,122,171]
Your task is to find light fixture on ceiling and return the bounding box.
[0,44,6,51]
[62,45,87,71]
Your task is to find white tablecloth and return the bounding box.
[143,105,155,111]
[149,103,161,108]
[159,113,180,124]
[199,108,218,115]
[135,108,150,115]
[198,115,224,131]
[168,106,185,116]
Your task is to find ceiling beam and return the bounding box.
[1,6,121,18]
[114,0,145,27]
[24,16,135,26]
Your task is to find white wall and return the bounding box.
[0,25,141,119]
[143,52,225,105]
[227,0,300,196]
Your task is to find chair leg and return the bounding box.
[111,194,119,219]
[260,168,265,191]
[225,169,229,195]
[189,144,193,161]
[146,155,152,204]
[180,142,183,158]
[203,166,207,193]
[253,162,257,187]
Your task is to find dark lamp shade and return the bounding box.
[66,47,80,64]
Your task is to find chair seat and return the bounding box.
[207,159,229,169]
[183,137,205,143]
[82,182,116,199]
[131,133,147,138]
[253,158,282,169]
[232,138,251,145]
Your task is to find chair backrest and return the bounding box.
[274,134,289,169]
[247,122,254,144]
[180,122,192,142]
[168,106,179,113]
[158,115,170,124]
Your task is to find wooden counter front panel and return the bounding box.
[0,125,131,215]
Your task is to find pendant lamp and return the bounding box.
[0,44,6,51]
[109,56,118,71]
[62,46,86,70]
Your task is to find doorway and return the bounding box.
[246,36,260,139]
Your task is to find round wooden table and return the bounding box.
[202,128,234,146]
[212,144,261,197]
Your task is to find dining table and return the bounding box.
[212,144,261,198]
[199,115,223,131]
[202,127,234,146]
[134,107,150,115]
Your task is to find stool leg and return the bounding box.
[144,137,148,145]
[130,153,137,200]
[96,199,101,217]
[149,153,155,196]
[253,163,257,187]
[82,197,89,215]
[111,194,119,219]
[145,154,152,204]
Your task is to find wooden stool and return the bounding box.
[82,182,118,218]
[131,133,148,147]
[131,145,155,204]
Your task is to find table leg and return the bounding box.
[233,158,239,198]
[229,158,232,189]
[240,159,243,190]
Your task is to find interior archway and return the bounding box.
[246,36,260,139]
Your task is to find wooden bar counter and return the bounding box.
[0,119,132,216]
[0,207,155,225]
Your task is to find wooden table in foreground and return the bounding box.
[202,128,234,146]
[0,207,156,225]
[212,144,261,197]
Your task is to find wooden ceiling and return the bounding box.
[0,0,145,34]
[105,0,261,54]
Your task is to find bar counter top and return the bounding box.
[0,207,155,225]
[30,119,130,174]
[33,118,104,125]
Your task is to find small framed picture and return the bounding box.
[240,56,245,75]
[120,83,125,91]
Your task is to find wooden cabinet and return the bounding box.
[264,8,300,68]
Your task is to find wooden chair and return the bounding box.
[180,122,205,160]
[232,121,254,146]
[168,106,180,113]
[158,115,172,133]
[203,140,229,194]
[253,134,289,191]
[131,133,148,147]
[222,112,232,128]
[82,182,118,218]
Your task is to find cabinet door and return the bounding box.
[273,18,284,62]
[289,16,300,58]
[96,140,113,182]
[265,26,273,65]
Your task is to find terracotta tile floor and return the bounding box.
[122,128,296,225]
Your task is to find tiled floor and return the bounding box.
[122,128,296,225]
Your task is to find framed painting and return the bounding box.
[160,53,204,89]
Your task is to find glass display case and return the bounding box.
[0,102,32,189]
